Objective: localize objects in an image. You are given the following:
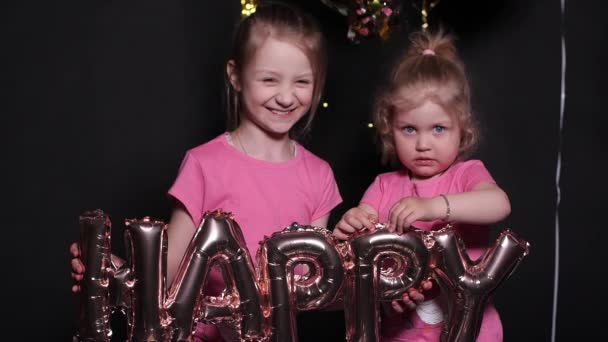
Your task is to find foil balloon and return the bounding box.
[74,209,113,342]
[257,223,345,342]
[344,224,431,342]
[123,217,171,341]
[165,210,264,342]
[429,225,530,342]
[108,261,132,315]
[74,208,530,342]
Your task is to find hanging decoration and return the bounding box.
[240,1,442,41]
[321,0,404,43]
[413,0,440,31]
[240,0,258,18]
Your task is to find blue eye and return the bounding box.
[402,126,416,134]
[433,125,445,133]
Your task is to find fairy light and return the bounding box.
[368,123,374,128]
[420,0,440,31]
[322,102,329,108]
[241,0,258,17]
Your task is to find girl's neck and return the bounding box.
[231,125,296,162]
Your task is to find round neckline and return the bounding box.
[221,132,301,167]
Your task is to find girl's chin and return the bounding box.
[408,168,442,181]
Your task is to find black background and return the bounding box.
[4,0,607,340]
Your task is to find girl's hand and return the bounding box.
[388,197,443,234]
[333,204,378,240]
[389,279,434,314]
[70,242,84,293]
[70,242,124,293]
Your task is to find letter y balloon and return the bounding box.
[429,226,530,342]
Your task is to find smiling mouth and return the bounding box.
[268,108,296,116]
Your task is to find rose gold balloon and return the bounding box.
[74,209,113,342]
[344,225,431,342]
[123,216,172,341]
[165,210,264,341]
[429,225,530,342]
[107,261,131,314]
[75,209,530,342]
[257,223,345,342]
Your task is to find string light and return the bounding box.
[419,0,440,31]
[322,102,329,108]
[241,0,258,18]
[368,123,374,128]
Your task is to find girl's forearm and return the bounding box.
[436,183,511,225]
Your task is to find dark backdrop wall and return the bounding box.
[4,0,606,340]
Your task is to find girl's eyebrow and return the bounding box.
[433,120,453,125]
[296,72,313,77]
[253,68,313,76]
[393,120,415,126]
[253,69,280,75]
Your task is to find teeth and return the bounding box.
[270,109,291,115]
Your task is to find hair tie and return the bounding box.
[422,49,435,56]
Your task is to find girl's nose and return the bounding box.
[415,134,431,151]
[275,86,295,107]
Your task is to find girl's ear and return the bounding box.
[226,60,241,91]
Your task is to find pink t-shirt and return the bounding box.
[361,159,495,260]
[168,132,342,262]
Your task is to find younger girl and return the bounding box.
[71,3,342,341]
[333,31,511,341]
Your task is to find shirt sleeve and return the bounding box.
[311,163,343,221]
[360,175,383,210]
[459,160,496,191]
[167,151,205,226]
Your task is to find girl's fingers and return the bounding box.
[71,258,84,274]
[408,289,425,303]
[72,284,80,293]
[401,210,419,233]
[346,213,375,231]
[337,222,356,233]
[332,223,354,240]
[404,210,421,229]
[344,215,363,229]
[400,294,416,310]
[396,210,410,234]
[391,300,404,314]
[69,242,80,257]
[361,216,377,230]
[388,204,401,227]
[332,230,349,240]
[389,206,403,232]
[71,272,83,281]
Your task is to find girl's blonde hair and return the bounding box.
[373,30,479,166]
[224,2,327,140]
